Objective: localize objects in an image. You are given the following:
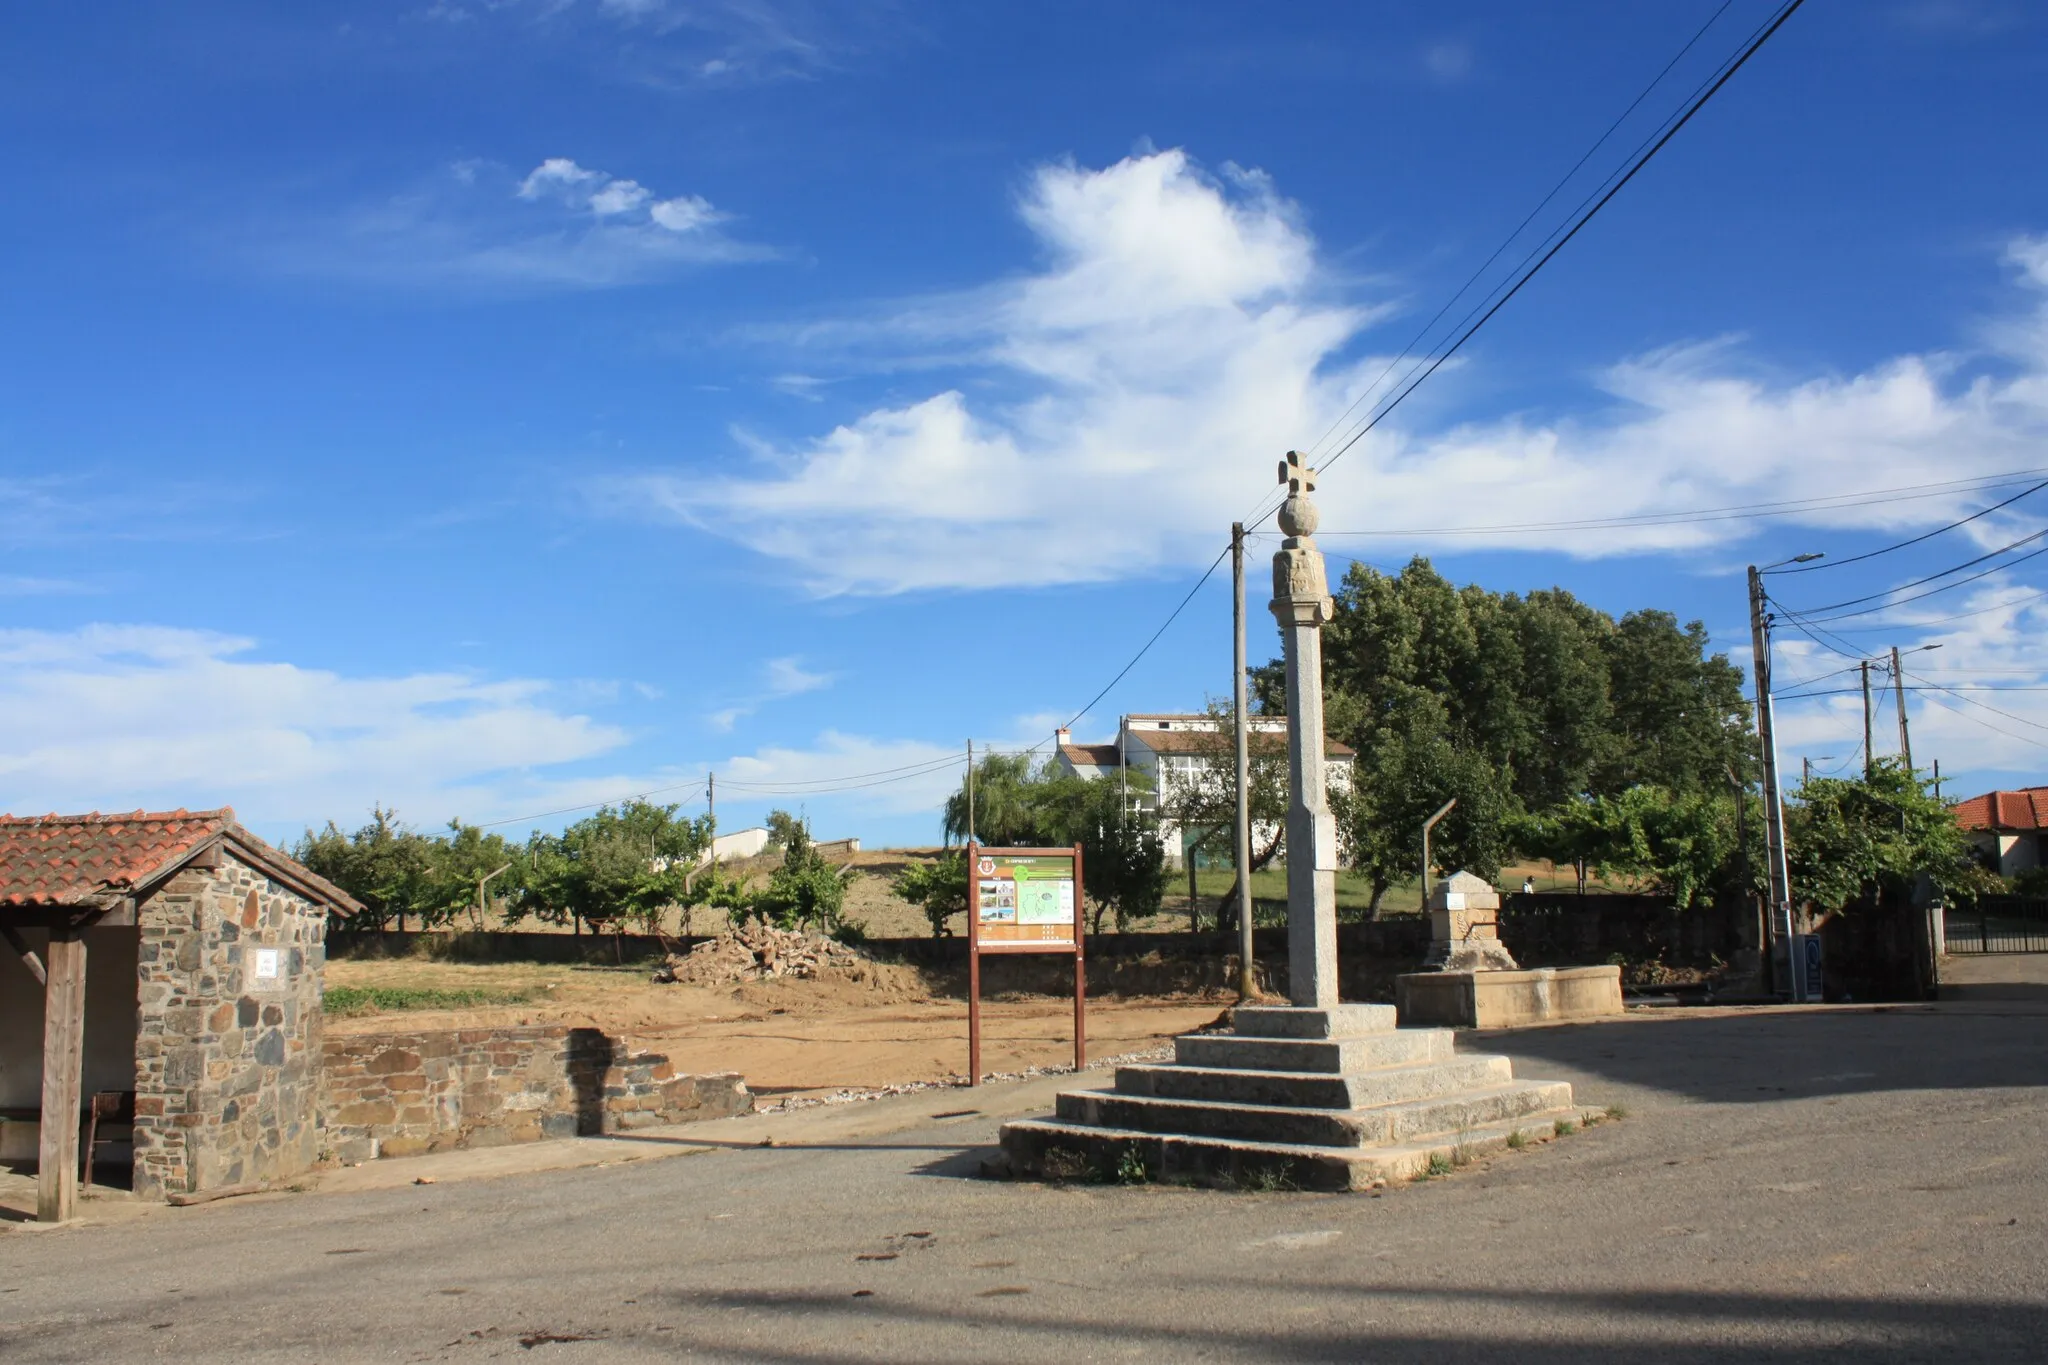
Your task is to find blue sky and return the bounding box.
[5,0,2048,848]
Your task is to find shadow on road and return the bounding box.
[648,1283,2045,1362]
[1469,1003,2048,1105]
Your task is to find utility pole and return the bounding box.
[707,771,715,834]
[1803,756,1812,784]
[1891,645,1912,771]
[1747,565,1801,1002]
[1933,758,1943,800]
[966,739,976,844]
[1232,521,1255,1000]
[1859,660,1875,779]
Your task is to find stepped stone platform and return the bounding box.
[998,1004,1578,1190]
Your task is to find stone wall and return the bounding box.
[132,855,329,1201]
[318,1026,750,1161]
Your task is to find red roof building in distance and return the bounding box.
[1952,786,2048,879]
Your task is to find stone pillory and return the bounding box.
[0,808,359,1222]
[996,454,1582,1191]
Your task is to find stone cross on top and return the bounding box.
[1278,450,1317,497]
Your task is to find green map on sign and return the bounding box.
[1016,878,1072,925]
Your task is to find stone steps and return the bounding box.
[997,1003,1578,1193]
[1174,1028,1454,1074]
[1056,1079,1571,1149]
[1114,1053,1515,1110]
[1000,1106,1583,1192]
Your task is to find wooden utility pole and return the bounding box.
[1891,645,1913,772]
[1747,565,1800,1001]
[966,740,976,844]
[1861,660,1875,778]
[38,928,86,1223]
[1933,758,1943,800]
[1232,521,1256,999]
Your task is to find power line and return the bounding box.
[1903,669,2048,735]
[1306,0,1808,492]
[1904,687,2048,754]
[1767,474,2048,575]
[1294,468,2048,539]
[1791,524,2048,616]
[1298,0,1739,465]
[1056,541,1233,735]
[1801,538,2048,623]
[1805,585,2048,634]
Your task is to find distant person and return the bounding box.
[1521,876,1535,895]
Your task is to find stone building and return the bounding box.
[0,808,358,1221]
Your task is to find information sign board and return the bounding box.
[966,843,1085,1084]
[974,850,1077,951]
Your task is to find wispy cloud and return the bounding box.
[706,654,835,731]
[254,156,772,292]
[0,624,633,833]
[605,148,2048,596]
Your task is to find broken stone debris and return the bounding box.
[652,918,868,986]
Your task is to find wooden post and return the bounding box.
[967,841,981,1087]
[38,928,87,1223]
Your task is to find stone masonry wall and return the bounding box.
[318,1026,750,1161]
[133,857,328,1200]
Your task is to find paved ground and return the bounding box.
[4,966,2046,1361]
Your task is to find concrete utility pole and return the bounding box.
[1892,645,1913,772]
[1270,453,1339,1009]
[1232,521,1256,1000]
[1748,563,1802,1002]
[1933,758,1943,799]
[1861,660,1875,779]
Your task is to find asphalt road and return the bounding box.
[5,977,2047,1362]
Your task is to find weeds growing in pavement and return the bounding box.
[1554,1117,1577,1137]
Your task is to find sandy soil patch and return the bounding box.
[323,957,1223,1098]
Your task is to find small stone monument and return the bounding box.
[996,456,1583,1189]
[1422,871,1520,972]
[1399,870,1623,1029]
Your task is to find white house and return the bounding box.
[1056,713,1354,868]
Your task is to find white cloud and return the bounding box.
[621,148,2048,596]
[705,654,834,730]
[0,625,636,834]
[260,157,762,291]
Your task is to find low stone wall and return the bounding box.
[318,1026,750,1162]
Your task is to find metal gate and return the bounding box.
[1945,896,2048,953]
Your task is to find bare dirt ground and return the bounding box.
[322,956,1225,1098]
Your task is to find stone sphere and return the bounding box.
[1278,493,1319,538]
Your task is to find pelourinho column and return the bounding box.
[1269,451,1339,1009]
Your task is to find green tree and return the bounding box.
[895,851,969,937]
[942,751,1045,846]
[755,818,848,930]
[764,809,803,852]
[1334,689,1513,914]
[1785,758,1980,920]
[1510,785,1760,910]
[520,801,713,932]
[294,806,446,931]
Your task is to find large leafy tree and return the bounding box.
[1785,758,1983,919]
[1510,785,1761,911]
[520,801,714,932]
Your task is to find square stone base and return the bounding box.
[1396,965,1624,1029]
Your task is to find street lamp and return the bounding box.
[1801,756,1835,784]
[1761,552,1826,572]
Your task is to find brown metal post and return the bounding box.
[1073,844,1087,1072]
[967,841,981,1086]
[38,927,87,1223]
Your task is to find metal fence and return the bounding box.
[1944,896,2048,954]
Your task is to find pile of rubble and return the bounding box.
[652,918,868,986]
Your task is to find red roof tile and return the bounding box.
[1952,787,2048,832]
[1130,728,1356,759]
[1059,743,1121,768]
[0,807,359,913]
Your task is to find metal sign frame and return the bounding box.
[965,842,1085,1085]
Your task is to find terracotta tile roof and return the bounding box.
[1059,743,1121,768]
[1130,728,1355,758]
[0,807,359,913]
[1953,787,2048,833]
